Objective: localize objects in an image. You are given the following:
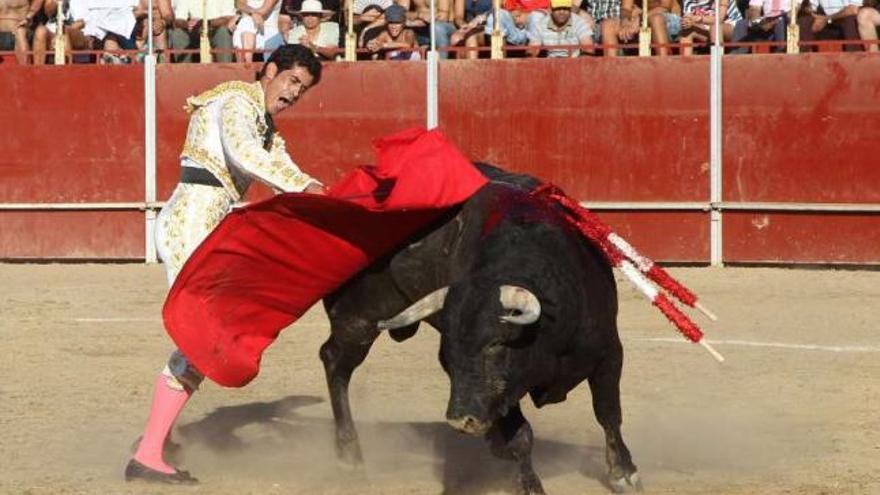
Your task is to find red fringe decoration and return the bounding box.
[653,294,703,342]
[534,184,701,309]
[647,265,697,307]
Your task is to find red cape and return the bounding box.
[162,128,489,387]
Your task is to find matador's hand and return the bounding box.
[304,183,327,195]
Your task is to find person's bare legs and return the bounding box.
[601,18,620,56]
[679,29,695,55]
[33,24,48,65]
[650,12,671,55]
[14,25,29,64]
[238,31,256,62]
[857,7,880,52]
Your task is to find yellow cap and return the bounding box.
[550,0,573,8]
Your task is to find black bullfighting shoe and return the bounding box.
[124,458,198,485]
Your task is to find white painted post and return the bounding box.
[144,0,158,263]
[426,0,439,129]
[709,0,723,266]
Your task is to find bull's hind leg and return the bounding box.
[588,348,642,493]
[319,330,376,466]
[486,406,546,495]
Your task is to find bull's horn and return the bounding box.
[499,285,541,325]
[378,287,449,330]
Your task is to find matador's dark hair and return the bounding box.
[256,44,323,86]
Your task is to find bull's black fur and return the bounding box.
[321,164,641,494]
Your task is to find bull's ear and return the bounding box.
[377,287,449,330]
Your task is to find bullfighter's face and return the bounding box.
[440,281,539,436]
[261,63,315,115]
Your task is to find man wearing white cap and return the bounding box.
[287,0,340,59]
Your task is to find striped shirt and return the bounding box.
[584,0,620,23]
[527,11,593,57]
[683,0,743,22]
[808,0,860,15]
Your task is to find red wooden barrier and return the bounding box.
[1,54,878,262]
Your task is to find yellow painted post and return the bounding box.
[200,0,211,63]
[490,0,504,59]
[786,0,799,53]
[53,1,66,65]
[638,0,651,56]
[345,0,356,60]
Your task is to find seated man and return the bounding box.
[527,0,593,57]
[364,3,419,59]
[585,0,640,56]
[733,0,793,53]
[33,0,92,64]
[857,0,880,51]
[287,0,340,60]
[796,0,861,51]
[666,0,744,55]
[483,0,548,51]
[169,0,237,63]
[0,0,41,65]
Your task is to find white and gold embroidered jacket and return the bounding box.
[156,80,321,285]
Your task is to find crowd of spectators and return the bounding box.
[1,0,878,64]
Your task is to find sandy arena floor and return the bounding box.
[0,264,878,495]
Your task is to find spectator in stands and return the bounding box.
[666,0,744,55]
[448,0,493,58]
[406,0,458,57]
[586,0,640,56]
[0,0,42,64]
[279,0,340,40]
[857,0,880,51]
[234,0,284,62]
[527,0,593,56]
[648,0,684,55]
[168,0,236,62]
[78,0,141,64]
[364,2,419,58]
[134,0,173,59]
[34,0,91,64]
[735,0,793,53]
[796,0,860,51]
[353,0,392,28]
[394,0,429,47]
[287,0,339,59]
[483,0,548,52]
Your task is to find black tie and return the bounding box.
[263,112,276,150]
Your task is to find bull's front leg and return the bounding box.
[319,330,376,466]
[486,405,546,495]
[588,350,642,493]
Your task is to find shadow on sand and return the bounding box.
[176,395,609,494]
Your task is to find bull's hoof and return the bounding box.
[608,470,643,493]
[335,439,364,468]
[515,472,546,495]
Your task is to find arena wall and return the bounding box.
[0,54,878,263]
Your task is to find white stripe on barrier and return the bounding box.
[634,337,880,353]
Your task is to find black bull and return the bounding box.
[320,165,642,493]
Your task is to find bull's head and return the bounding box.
[379,283,541,436]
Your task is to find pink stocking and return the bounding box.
[132,374,192,473]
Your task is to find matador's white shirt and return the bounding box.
[156,80,320,285]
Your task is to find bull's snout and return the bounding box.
[447,415,491,436]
